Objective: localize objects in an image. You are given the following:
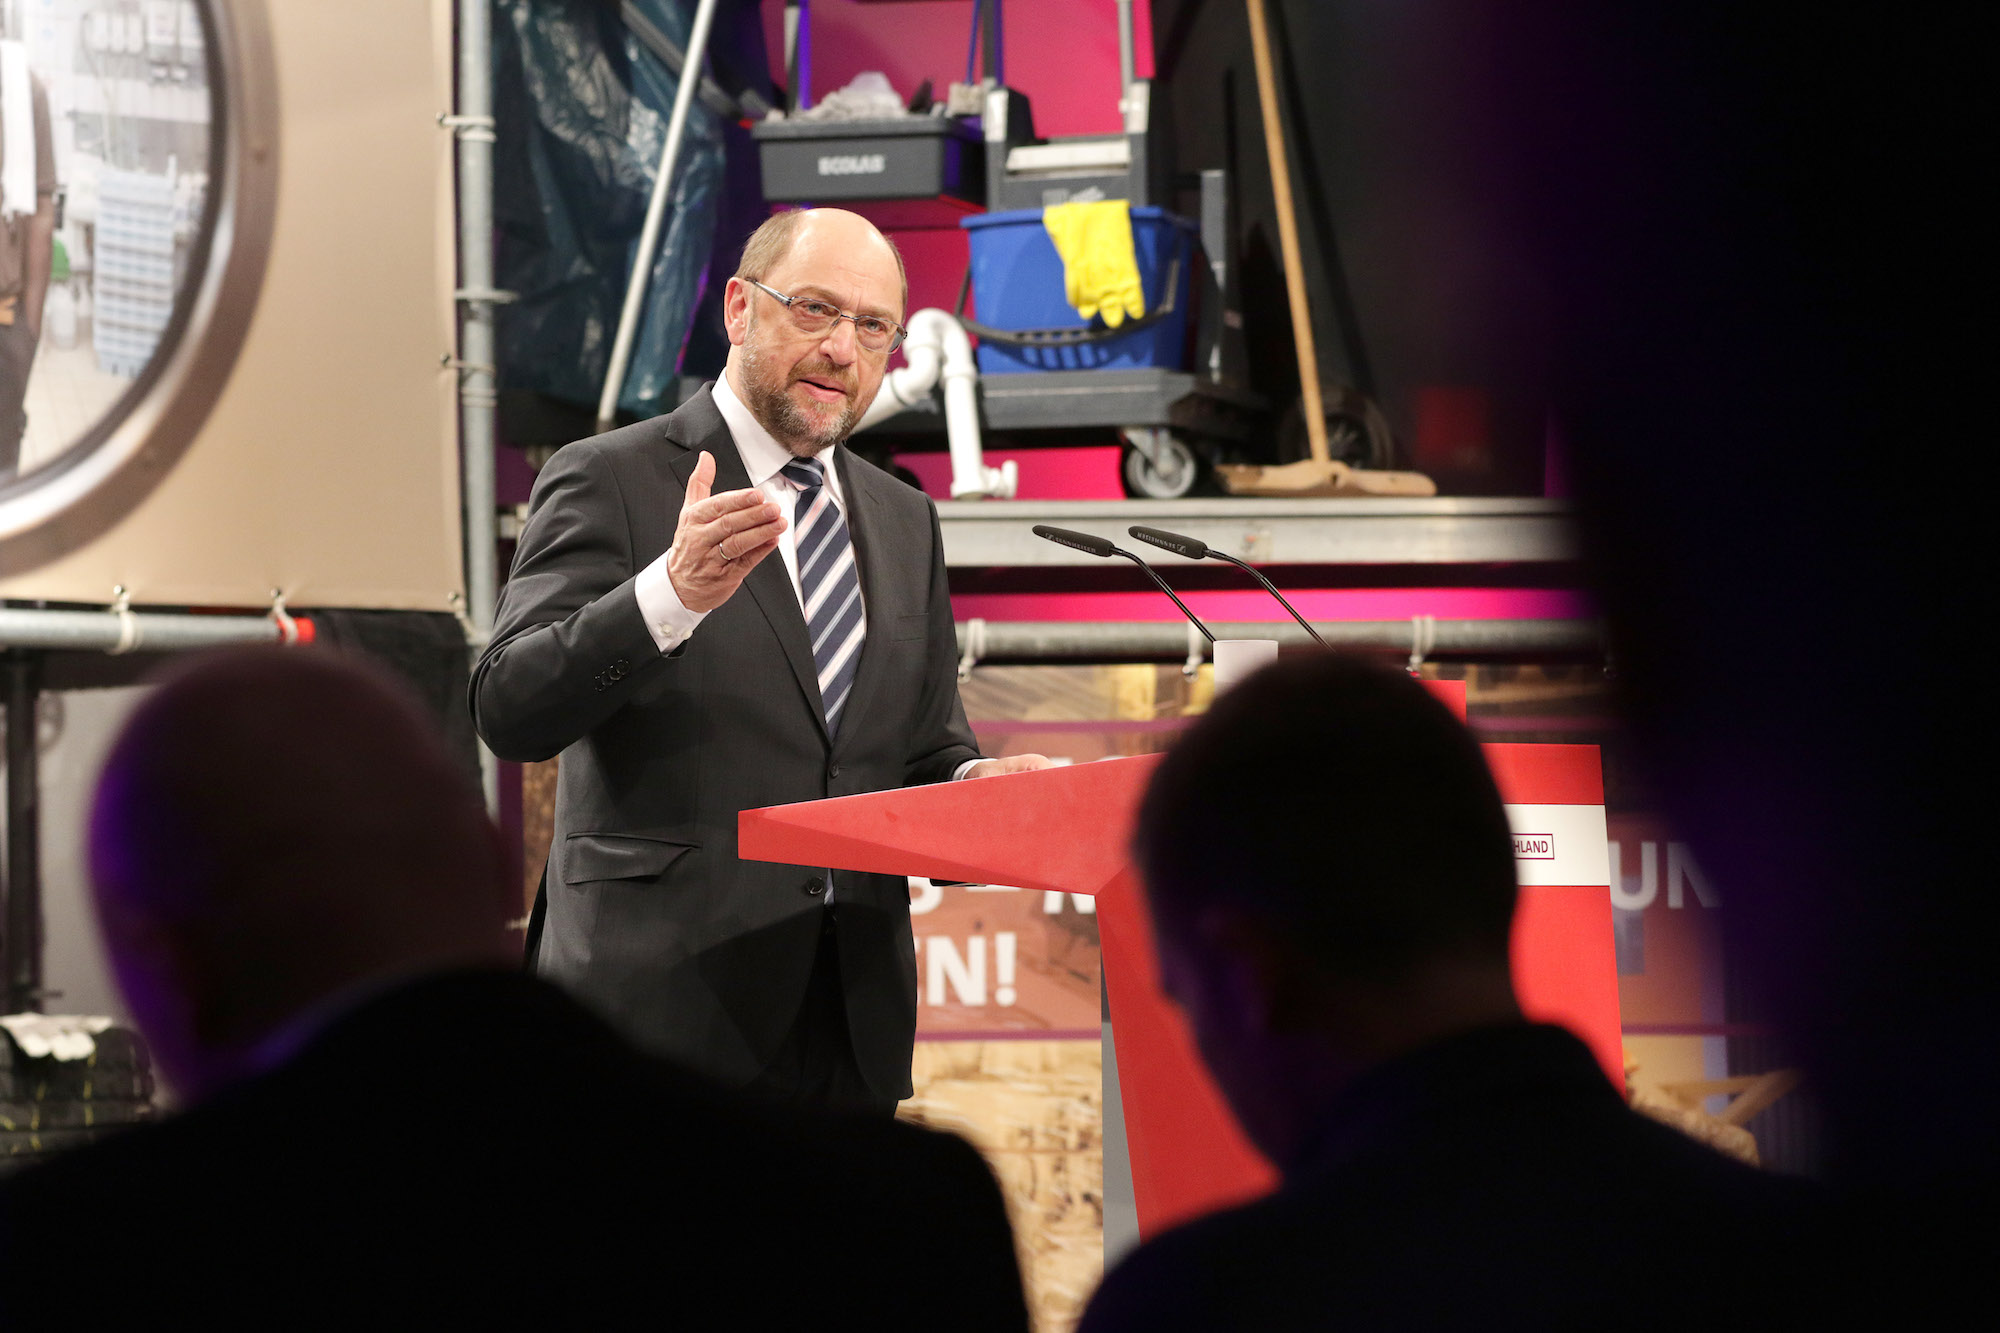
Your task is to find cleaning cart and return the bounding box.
[739,0,1264,498]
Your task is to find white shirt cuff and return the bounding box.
[634,550,709,654]
[951,759,983,781]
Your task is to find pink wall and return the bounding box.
[894,445,1125,500]
[776,3,1589,629]
[765,1,1154,138]
[778,2,1165,506]
[947,588,1595,624]
[765,1,1157,320]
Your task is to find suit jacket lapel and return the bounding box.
[833,447,898,756]
[665,390,829,746]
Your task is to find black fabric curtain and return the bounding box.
[308,610,481,787]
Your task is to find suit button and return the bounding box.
[615,658,630,671]
[804,876,826,897]
[828,764,842,780]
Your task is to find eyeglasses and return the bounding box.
[747,279,906,354]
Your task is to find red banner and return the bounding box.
[911,880,1102,1038]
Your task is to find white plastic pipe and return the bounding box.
[856,312,940,428]
[856,308,1015,499]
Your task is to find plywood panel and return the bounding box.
[904,1040,1104,1333]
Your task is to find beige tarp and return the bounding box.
[0,0,463,611]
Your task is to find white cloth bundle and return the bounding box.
[792,71,908,123]
[1,1013,115,1061]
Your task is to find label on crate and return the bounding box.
[817,154,887,177]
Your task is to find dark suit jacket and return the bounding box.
[0,972,1028,1330]
[1079,1025,1827,1332]
[471,388,979,1100]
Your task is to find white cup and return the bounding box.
[1212,638,1280,694]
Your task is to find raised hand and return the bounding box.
[668,452,788,613]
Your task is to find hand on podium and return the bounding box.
[962,753,1055,780]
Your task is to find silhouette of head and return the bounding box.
[89,647,513,1101]
[1134,652,1522,1167]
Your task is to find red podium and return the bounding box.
[741,696,1620,1239]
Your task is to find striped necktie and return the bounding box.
[781,457,865,736]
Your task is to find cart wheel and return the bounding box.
[1122,430,1201,498]
[1276,385,1395,470]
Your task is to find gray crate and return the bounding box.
[751,116,984,204]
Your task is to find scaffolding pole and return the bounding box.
[0,608,286,653]
[952,618,1603,664]
[454,0,501,813]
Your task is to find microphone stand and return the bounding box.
[1128,525,1326,647]
[1032,525,1216,641]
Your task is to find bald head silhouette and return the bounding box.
[89,647,513,1101]
[1133,652,1523,1168]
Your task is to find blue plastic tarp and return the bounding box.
[493,0,725,418]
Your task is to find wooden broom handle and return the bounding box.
[1245,0,1329,463]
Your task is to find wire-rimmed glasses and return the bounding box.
[746,279,907,354]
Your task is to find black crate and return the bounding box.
[751,116,985,205]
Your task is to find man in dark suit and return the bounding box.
[1079,655,1824,1332]
[0,648,1028,1329]
[473,208,1046,1115]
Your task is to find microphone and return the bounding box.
[1030,525,1116,559]
[1032,525,1215,642]
[1127,525,1327,647]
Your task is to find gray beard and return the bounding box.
[739,328,860,457]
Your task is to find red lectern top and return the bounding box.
[741,734,1619,1241]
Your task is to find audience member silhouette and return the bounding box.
[0,647,1026,1329]
[1079,654,1822,1332]
[1486,6,1993,1308]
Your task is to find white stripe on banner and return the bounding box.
[1502,803,1610,887]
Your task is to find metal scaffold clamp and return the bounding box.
[441,351,501,410]
[1407,614,1436,675]
[449,591,488,648]
[436,111,496,144]
[957,617,987,683]
[269,590,303,645]
[106,586,140,656]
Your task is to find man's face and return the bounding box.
[727,212,903,457]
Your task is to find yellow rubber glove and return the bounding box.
[1042,200,1146,328]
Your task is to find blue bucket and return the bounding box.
[960,205,1197,374]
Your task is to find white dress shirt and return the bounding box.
[634,372,864,653]
[632,376,981,786]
